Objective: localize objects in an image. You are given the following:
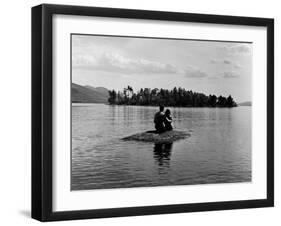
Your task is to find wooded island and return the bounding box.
[108,86,237,107]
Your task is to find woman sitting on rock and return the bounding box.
[164,109,173,131]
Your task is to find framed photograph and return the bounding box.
[32,4,274,221]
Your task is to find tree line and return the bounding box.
[108,86,237,107]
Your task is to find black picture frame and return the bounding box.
[32,4,274,222]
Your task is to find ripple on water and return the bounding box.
[71,104,251,190]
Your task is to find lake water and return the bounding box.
[71,104,251,190]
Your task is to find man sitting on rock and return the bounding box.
[154,105,166,133]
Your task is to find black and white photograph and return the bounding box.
[71,34,252,191]
[29,3,274,222]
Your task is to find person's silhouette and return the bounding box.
[164,109,173,131]
[154,105,166,133]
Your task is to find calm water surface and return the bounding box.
[71,104,251,190]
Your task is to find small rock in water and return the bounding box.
[122,130,190,144]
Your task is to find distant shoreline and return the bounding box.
[71,83,248,108]
[72,102,252,108]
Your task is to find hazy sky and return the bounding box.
[72,34,252,102]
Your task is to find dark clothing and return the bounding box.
[164,115,173,131]
[154,111,165,133]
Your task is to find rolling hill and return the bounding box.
[72,83,109,103]
[84,85,109,97]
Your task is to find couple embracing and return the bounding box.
[154,105,173,133]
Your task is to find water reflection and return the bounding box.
[153,143,173,168]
